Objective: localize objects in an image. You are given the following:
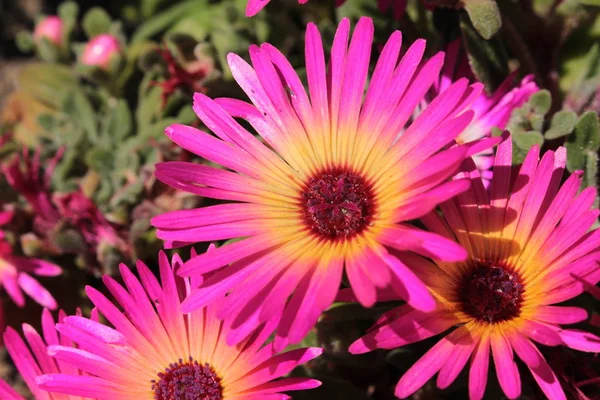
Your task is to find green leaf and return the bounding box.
[36,38,60,62]
[512,131,544,164]
[85,148,114,175]
[102,100,132,142]
[463,0,502,40]
[513,131,545,149]
[565,112,600,171]
[131,0,202,43]
[584,151,598,189]
[58,1,79,22]
[37,114,55,131]
[82,7,112,38]
[15,31,34,53]
[545,110,578,139]
[529,90,552,115]
[579,0,600,6]
[460,14,509,91]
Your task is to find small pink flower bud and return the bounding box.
[81,34,122,70]
[33,16,63,46]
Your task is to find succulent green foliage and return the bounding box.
[82,7,113,38]
[565,44,600,113]
[506,90,550,163]
[130,0,268,80]
[544,110,579,139]
[565,112,600,188]
[507,87,600,190]
[459,13,509,92]
[462,0,502,40]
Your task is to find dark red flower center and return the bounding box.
[151,357,223,400]
[459,263,524,323]
[301,168,375,240]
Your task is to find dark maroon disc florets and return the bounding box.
[459,263,524,323]
[301,168,375,240]
[151,357,223,400]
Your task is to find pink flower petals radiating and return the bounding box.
[1,308,91,400]
[36,251,321,400]
[350,134,600,400]
[153,16,500,350]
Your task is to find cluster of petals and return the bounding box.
[0,308,91,400]
[152,16,500,350]
[35,251,322,399]
[0,208,61,311]
[350,134,600,400]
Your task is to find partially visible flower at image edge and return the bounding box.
[152,16,500,350]
[36,251,322,400]
[430,39,539,187]
[0,207,61,310]
[0,308,93,400]
[350,134,600,400]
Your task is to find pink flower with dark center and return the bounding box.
[36,251,322,399]
[152,17,500,350]
[350,134,600,400]
[33,16,63,47]
[0,308,95,399]
[81,34,122,70]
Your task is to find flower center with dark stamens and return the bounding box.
[459,263,524,323]
[301,169,375,240]
[151,357,223,400]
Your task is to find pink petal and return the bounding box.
[395,326,468,398]
[491,332,521,399]
[17,272,57,309]
[469,332,491,400]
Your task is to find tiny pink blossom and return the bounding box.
[81,34,122,70]
[33,16,63,47]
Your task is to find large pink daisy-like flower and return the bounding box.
[350,134,600,400]
[0,208,61,310]
[152,17,499,349]
[36,251,322,399]
[0,308,92,400]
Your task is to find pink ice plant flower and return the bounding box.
[36,251,322,399]
[0,208,61,310]
[430,39,539,187]
[350,134,600,400]
[81,34,122,70]
[152,16,500,349]
[33,16,63,47]
[0,308,93,400]
[246,0,407,18]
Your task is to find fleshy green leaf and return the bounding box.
[82,7,113,38]
[584,151,598,189]
[15,31,34,53]
[512,131,544,164]
[545,110,578,139]
[460,14,509,91]
[463,0,502,40]
[529,90,552,115]
[566,112,600,171]
[58,1,79,22]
